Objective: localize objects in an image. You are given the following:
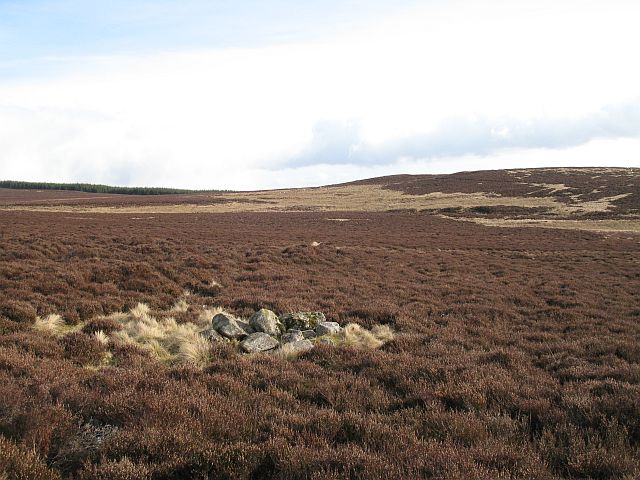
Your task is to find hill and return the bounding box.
[2,167,638,231]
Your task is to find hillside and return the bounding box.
[2,167,639,231]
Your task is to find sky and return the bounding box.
[0,0,639,190]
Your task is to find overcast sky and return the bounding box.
[0,0,639,190]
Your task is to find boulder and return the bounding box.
[240,332,280,353]
[281,330,304,344]
[280,312,326,331]
[250,308,283,336]
[212,313,248,339]
[301,330,317,339]
[278,339,314,356]
[315,321,341,336]
[200,327,226,342]
[236,318,255,335]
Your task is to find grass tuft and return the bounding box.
[100,305,215,366]
[330,323,394,349]
[196,306,225,327]
[170,299,189,313]
[93,330,109,345]
[177,335,212,367]
[129,303,151,320]
[33,314,66,336]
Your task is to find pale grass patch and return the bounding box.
[170,299,189,313]
[177,335,212,367]
[85,351,114,371]
[567,193,632,213]
[371,324,395,342]
[111,330,134,344]
[527,183,571,194]
[327,323,395,349]
[454,217,640,233]
[340,324,383,348]
[125,314,165,343]
[110,306,212,366]
[33,314,66,336]
[130,303,151,320]
[93,330,109,345]
[273,342,311,359]
[143,340,172,362]
[197,306,225,327]
[104,311,129,323]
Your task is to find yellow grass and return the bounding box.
[93,330,109,345]
[177,336,212,368]
[83,302,219,366]
[170,299,189,313]
[325,323,395,349]
[197,306,225,327]
[453,217,640,233]
[33,314,66,336]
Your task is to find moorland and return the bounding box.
[0,167,638,479]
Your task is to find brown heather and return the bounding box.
[0,168,639,479]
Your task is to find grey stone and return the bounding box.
[281,330,304,344]
[316,337,334,346]
[301,330,317,339]
[212,313,248,339]
[250,308,283,336]
[279,312,326,331]
[315,321,341,336]
[236,318,255,335]
[240,332,280,353]
[200,327,226,342]
[278,339,314,356]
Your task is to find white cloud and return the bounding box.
[0,0,639,189]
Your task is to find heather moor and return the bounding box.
[2,1,640,478]
[0,168,639,479]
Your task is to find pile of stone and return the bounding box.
[201,308,342,354]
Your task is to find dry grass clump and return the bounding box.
[326,323,394,349]
[196,306,225,327]
[170,298,189,313]
[129,302,150,320]
[92,330,109,345]
[33,314,66,336]
[29,303,218,367]
[176,335,212,368]
[107,303,213,366]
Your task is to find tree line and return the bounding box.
[0,180,221,195]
